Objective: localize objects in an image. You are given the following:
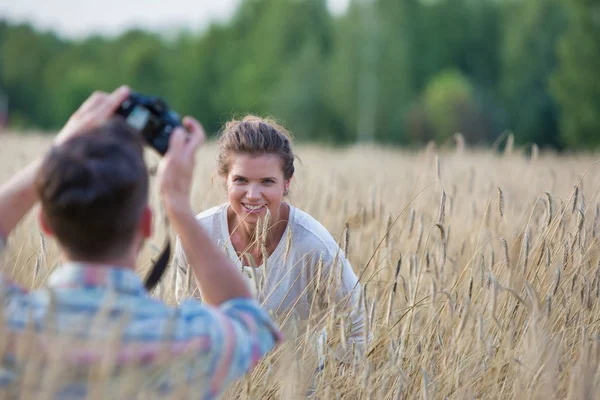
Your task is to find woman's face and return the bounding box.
[226,153,290,227]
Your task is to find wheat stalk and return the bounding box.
[438,190,446,225]
[497,187,505,219]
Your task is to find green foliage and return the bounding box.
[406,69,488,145]
[0,24,65,126]
[422,70,477,143]
[0,0,597,148]
[551,0,600,148]
[500,0,566,148]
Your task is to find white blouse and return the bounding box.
[172,203,366,347]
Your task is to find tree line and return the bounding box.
[0,0,598,149]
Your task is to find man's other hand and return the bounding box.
[55,86,130,145]
[158,117,205,216]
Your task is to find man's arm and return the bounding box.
[164,296,280,397]
[0,158,42,239]
[157,119,252,306]
[203,299,281,396]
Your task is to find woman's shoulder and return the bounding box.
[288,205,344,259]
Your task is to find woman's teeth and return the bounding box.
[244,204,264,210]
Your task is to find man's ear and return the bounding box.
[38,209,54,237]
[141,205,153,239]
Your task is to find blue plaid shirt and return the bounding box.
[0,263,280,399]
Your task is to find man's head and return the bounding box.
[36,117,152,263]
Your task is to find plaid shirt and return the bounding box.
[0,263,281,399]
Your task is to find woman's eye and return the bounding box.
[263,179,275,184]
[233,177,247,183]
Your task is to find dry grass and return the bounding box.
[2,133,600,399]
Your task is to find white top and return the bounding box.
[172,203,366,346]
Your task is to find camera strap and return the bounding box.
[144,236,171,292]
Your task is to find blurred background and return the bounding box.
[0,0,598,150]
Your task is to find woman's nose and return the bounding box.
[246,184,261,200]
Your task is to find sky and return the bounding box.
[0,0,350,39]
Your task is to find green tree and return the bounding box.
[422,69,482,143]
[373,0,418,143]
[213,0,334,141]
[327,0,419,144]
[414,0,503,144]
[551,0,600,148]
[0,24,65,127]
[325,0,365,143]
[42,37,116,126]
[267,0,338,142]
[115,30,170,96]
[500,0,566,148]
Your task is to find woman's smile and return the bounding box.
[242,203,267,213]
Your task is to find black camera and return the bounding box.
[115,92,182,155]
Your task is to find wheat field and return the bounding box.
[2,132,600,399]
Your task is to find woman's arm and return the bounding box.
[334,255,368,344]
[315,247,368,362]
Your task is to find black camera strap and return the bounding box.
[142,208,173,292]
[144,238,171,292]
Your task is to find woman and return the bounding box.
[173,115,365,358]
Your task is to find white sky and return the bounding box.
[0,0,350,39]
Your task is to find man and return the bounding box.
[0,86,280,398]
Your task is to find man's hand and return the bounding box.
[157,117,205,217]
[55,85,130,145]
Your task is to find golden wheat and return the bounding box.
[1,133,600,399]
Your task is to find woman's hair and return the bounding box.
[217,115,295,180]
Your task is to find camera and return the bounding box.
[115,92,182,155]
